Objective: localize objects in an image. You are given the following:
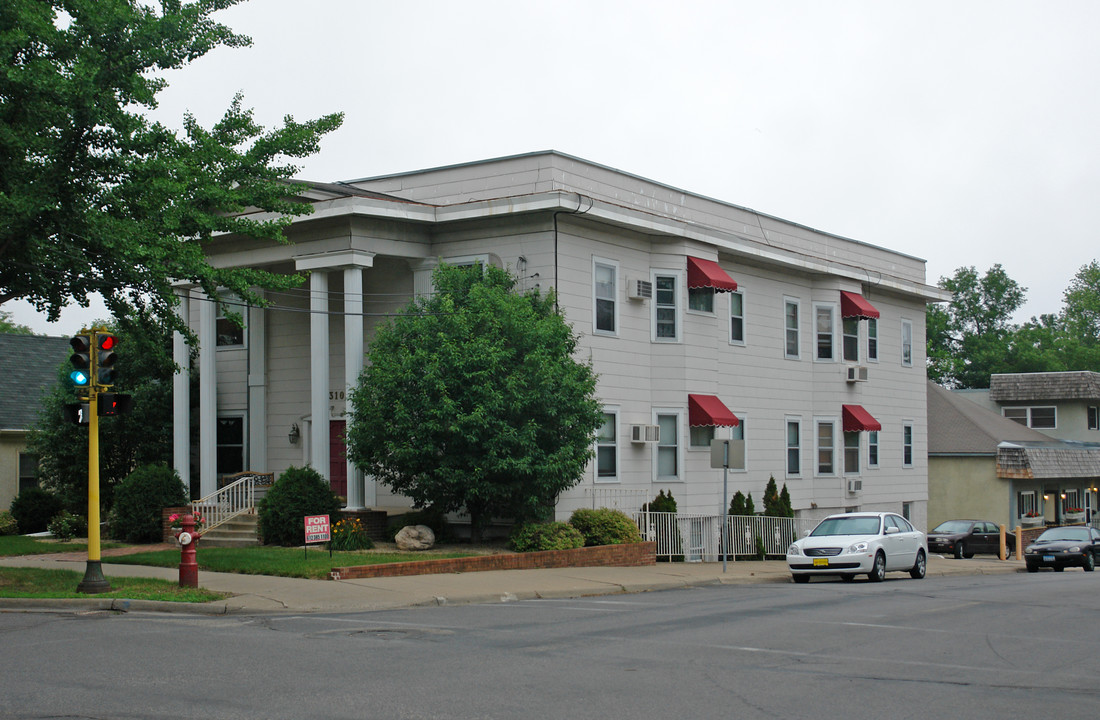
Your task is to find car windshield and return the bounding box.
[810,516,881,537]
[931,521,974,534]
[1036,527,1090,543]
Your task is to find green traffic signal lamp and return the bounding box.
[95,332,118,387]
[69,334,92,387]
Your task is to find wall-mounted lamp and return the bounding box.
[1061,492,1067,500]
[288,423,300,445]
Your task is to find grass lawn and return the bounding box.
[109,546,479,580]
[0,566,227,603]
[0,535,125,557]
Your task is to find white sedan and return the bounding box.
[787,512,927,583]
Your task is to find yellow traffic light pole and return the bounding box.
[76,328,111,594]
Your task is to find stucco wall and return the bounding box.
[928,456,1010,529]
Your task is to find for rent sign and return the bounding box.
[304,515,331,544]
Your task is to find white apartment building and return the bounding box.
[173,151,949,529]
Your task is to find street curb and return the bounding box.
[0,597,232,615]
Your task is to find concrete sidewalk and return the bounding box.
[0,552,1025,616]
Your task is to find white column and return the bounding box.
[172,288,191,492]
[198,293,217,497]
[310,271,330,482]
[344,267,365,509]
[247,295,267,472]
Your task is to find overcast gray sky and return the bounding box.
[9,0,1100,334]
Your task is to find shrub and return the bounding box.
[728,490,748,516]
[641,489,677,513]
[0,510,18,536]
[641,490,683,562]
[258,466,341,546]
[108,465,188,543]
[569,508,642,547]
[329,516,374,551]
[508,522,584,553]
[9,486,63,534]
[47,510,88,540]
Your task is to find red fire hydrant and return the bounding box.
[175,513,201,588]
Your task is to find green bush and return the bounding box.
[569,508,642,547]
[329,516,374,551]
[9,486,63,534]
[47,510,88,540]
[641,490,683,562]
[108,465,188,543]
[641,489,678,513]
[0,510,18,536]
[258,466,341,546]
[508,521,584,553]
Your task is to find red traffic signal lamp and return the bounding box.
[97,393,133,416]
[95,332,118,388]
[69,334,92,388]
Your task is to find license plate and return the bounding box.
[813,558,829,567]
[1043,555,1055,562]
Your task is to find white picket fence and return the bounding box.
[629,511,811,562]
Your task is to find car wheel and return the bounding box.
[792,574,810,584]
[909,549,927,579]
[868,552,886,582]
[963,548,975,559]
[954,542,965,559]
[1083,553,1095,572]
[1026,562,1038,573]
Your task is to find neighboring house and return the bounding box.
[929,381,1100,529]
[172,151,949,530]
[0,334,71,511]
[955,371,1100,443]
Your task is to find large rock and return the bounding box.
[395,524,435,551]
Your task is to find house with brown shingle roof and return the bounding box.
[928,381,1100,530]
[956,371,1100,443]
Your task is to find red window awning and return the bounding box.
[688,394,740,427]
[843,404,881,432]
[687,256,737,292]
[840,291,879,319]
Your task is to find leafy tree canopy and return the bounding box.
[0,310,35,335]
[0,0,342,336]
[345,264,605,541]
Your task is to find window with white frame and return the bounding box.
[18,453,37,494]
[217,415,245,475]
[1090,406,1099,431]
[1003,406,1056,429]
[1065,489,1081,511]
[655,412,681,480]
[901,320,913,367]
[786,418,801,476]
[816,420,836,475]
[593,259,618,335]
[595,410,618,481]
[653,273,679,342]
[902,423,914,467]
[867,430,879,468]
[1017,491,1038,519]
[867,318,878,362]
[216,293,246,348]
[688,286,714,313]
[729,290,745,344]
[689,424,715,448]
[843,431,860,475]
[842,317,860,362]
[816,305,835,360]
[784,298,800,359]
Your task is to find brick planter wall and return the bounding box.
[329,541,657,581]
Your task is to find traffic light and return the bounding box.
[63,403,90,425]
[69,334,92,388]
[95,332,118,388]
[97,393,133,416]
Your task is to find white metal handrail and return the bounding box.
[191,475,256,534]
[630,512,808,562]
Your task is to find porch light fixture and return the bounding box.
[289,423,300,445]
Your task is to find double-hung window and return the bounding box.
[688,287,714,313]
[867,318,878,361]
[842,317,860,362]
[867,431,879,468]
[655,412,681,480]
[1090,406,1099,431]
[595,410,618,481]
[786,418,801,476]
[816,305,835,361]
[653,273,679,342]
[729,291,745,345]
[784,298,800,359]
[18,453,37,494]
[902,423,914,467]
[816,420,836,475]
[1017,491,1038,519]
[901,320,913,367]
[216,293,246,348]
[593,259,618,335]
[843,431,860,474]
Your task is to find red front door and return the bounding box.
[330,420,347,498]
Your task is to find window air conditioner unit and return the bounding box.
[627,278,653,300]
[846,365,869,383]
[847,479,863,494]
[630,424,661,444]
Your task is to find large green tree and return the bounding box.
[0,0,342,333]
[345,264,605,542]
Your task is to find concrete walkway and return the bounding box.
[0,550,1025,616]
